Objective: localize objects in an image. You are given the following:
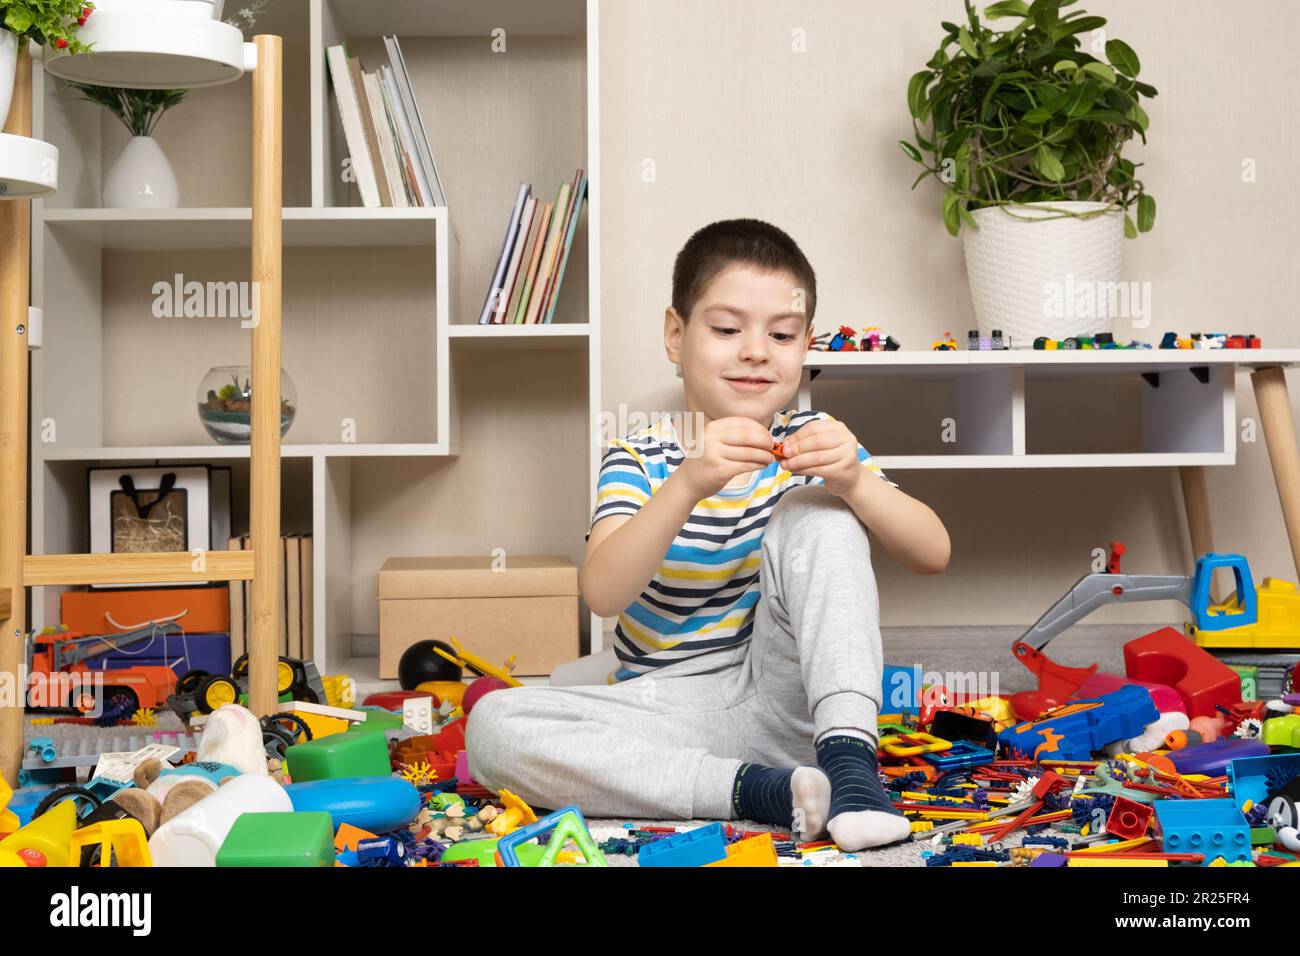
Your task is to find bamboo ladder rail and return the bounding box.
[0,36,285,785]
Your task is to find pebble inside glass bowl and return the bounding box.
[197,365,297,444]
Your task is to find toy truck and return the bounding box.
[27,625,178,714]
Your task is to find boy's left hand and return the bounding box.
[778,419,866,498]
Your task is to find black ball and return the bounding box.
[397,639,462,689]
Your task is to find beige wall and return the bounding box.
[598,0,1300,627]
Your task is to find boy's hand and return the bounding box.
[674,416,776,500]
[779,419,865,498]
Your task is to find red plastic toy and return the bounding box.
[1123,626,1242,718]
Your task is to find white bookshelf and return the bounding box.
[27,0,603,694]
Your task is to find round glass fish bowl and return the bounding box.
[197,365,296,444]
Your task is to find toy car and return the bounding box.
[967,329,1010,350]
[1033,333,1151,350]
[170,653,327,718]
[859,326,901,351]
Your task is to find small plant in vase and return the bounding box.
[61,0,267,208]
[67,82,184,207]
[0,1,93,128]
[197,365,297,445]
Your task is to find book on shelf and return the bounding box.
[493,196,536,324]
[326,38,446,208]
[349,55,392,207]
[325,44,381,207]
[542,171,588,324]
[524,181,572,324]
[226,533,313,661]
[362,70,408,207]
[384,35,448,207]
[510,201,553,324]
[478,182,532,324]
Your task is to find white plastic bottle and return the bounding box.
[148,773,293,867]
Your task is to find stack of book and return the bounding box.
[326,37,447,208]
[478,171,589,324]
[226,533,314,661]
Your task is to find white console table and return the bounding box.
[798,349,1300,578]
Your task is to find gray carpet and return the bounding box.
[22,624,1139,866]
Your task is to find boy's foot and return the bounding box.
[730,763,831,841]
[790,766,832,841]
[815,733,911,851]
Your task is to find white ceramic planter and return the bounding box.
[962,200,1125,344]
[0,31,17,131]
[103,135,179,207]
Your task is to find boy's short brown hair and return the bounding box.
[671,219,817,325]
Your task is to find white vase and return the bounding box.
[0,31,17,131]
[103,135,180,208]
[961,200,1126,344]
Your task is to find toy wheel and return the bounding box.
[276,658,296,695]
[232,654,249,680]
[196,674,240,714]
[262,725,295,760]
[1062,337,1079,349]
[263,712,313,744]
[34,785,102,822]
[176,670,209,696]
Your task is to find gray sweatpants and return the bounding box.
[465,483,884,820]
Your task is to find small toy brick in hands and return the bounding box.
[771,440,786,460]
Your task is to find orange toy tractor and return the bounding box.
[27,625,177,715]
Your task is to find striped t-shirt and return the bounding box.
[586,409,897,683]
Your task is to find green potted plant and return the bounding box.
[900,0,1157,343]
[1,1,92,127]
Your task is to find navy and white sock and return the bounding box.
[730,763,831,841]
[813,733,911,850]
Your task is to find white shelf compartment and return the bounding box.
[801,349,1300,467]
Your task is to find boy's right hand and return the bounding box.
[673,416,775,500]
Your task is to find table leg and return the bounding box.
[1178,466,1218,601]
[1250,366,1300,580]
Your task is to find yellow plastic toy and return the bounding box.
[131,707,158,727]
[0,798,78,867]
[0,775,19,836]
[486,790,538,836]
[434,637,523,689]
[69,819,152,867]
[704,833,778,867]
[879,731,952,758]
[1190,577,1300,649]
[413,681,464,710]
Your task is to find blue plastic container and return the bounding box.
[284,776,422,835]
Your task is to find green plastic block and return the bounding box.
[348,710,405,733]
[439,837,546,867]
[1251,826,1277,846]
[286,727,391,781]
[216,812,334,867]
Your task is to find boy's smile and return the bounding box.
[665,264,813,427]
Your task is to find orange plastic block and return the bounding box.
[705,833,779,867]
[334,823,377,853]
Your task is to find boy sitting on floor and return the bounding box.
[466,219,950,850]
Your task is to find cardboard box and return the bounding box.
[378,556,579,679]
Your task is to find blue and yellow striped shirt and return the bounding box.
[586,410,896,683]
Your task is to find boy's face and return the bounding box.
[664,264,813,425]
